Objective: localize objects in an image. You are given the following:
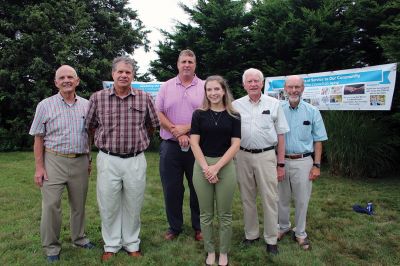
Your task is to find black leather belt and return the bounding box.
[240,146,275,154]
[100,148,143,158]
[285,152,313,159]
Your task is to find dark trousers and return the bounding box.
[159,140,201,233]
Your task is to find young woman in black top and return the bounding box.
[190,75,241,266]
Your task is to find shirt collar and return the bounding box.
[57,92,77,103]
[288,98,304,110]
[246,94,262,104]
[109,86,135,96]
[176,75,198,86]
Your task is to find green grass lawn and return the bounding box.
[0,152,399,265]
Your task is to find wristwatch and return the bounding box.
[313,163,321,168]
[277,163,285,168]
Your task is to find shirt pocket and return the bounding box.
[298,122,312,141]
[99,110,118,128]
[129,104,147,125]
[259,113,274,130]
[77,113,86,133]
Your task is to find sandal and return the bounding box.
[292,233,312,250]
[277,229,291,241]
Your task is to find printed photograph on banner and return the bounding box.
[311,98,320,106]
[330,95,343,103]
[330,86,342,95]
[370,95,385,106]
[321,87,329,95]
[344,84,365,95]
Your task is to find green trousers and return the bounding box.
[193,157,237,253]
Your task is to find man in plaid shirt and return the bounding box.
[86,56,159,262]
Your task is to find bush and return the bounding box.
[0,118,32,151]
[323,111,400,178]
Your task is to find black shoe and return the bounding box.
[73,242,95,249]
[46,254,60,262]
[241,237,260,246]
[266,244,279,255]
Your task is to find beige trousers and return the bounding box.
[41,151,90,256]
[235,149,278,245]
[96,151,147,253]
[278,156,313,239]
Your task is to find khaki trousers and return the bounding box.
[96,151,146,253]
[235,149,278,245]
[278,156,313,239]
[41,151,90,256]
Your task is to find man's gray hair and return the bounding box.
[112,56,136,73]
[242,68,264,83]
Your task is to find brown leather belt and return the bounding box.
[285,152,313,159]
[45,148,87,158]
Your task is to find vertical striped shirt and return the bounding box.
[233,95,289,149]
[29,93,89,154]
[86,87,159,154]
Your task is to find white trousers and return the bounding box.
[97,151,147,252]
[278,156,313,239]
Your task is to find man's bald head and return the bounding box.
[55,65,78,79]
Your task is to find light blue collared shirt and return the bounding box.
[281,100,328,154]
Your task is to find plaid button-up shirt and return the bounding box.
[86,87,159,154]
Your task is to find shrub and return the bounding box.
[323,111,399,178]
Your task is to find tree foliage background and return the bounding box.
[150,0,400,178]
[0,0,149,150]
[1,0,399,177]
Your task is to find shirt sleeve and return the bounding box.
[231,114,241,139]
[85,93,98,130]
[146,94,160,128]
[274,103,290,134]
[155,83,166,113]
[190,110,201,135]
[29,101,47,136]
[312,109,328,141]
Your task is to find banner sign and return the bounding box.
[264,63,397,110]
[102,81,162,99]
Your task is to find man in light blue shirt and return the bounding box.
[278,75,328,251]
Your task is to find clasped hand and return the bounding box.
[202,165,220,184]
[170,125,187,139]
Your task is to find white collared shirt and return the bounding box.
[233,94,289,149]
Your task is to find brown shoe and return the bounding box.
[127,250,142,257]
[194,230,203,241]
[293,236,312,251]
[101,252,115,262]
[164,230,178,240]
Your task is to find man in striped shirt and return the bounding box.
[29,65,94,263]
[86,56,159,262]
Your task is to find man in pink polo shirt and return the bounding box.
[156,49,205,241]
